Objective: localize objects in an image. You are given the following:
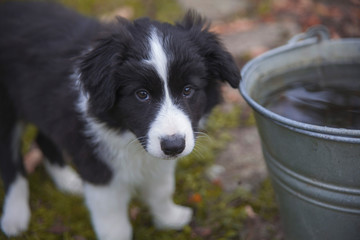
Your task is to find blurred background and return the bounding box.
[1,0,359,239]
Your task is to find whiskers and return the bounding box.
[125,136,147,155]
[191,144,205,159]
[195,131,211,141]
[122,132,212,160]
[190,131,212,159]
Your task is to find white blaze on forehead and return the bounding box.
[144,28,195,159]
[145,29,168,84]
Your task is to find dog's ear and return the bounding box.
[78,20,132,114]
[177,11,240,88]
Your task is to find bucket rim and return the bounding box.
[239,37,360,141]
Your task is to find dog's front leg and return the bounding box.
[140,160,193,230]
[84,182,132,240]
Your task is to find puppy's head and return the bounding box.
[78,12,240,159]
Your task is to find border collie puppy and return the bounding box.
[0,2,240,239]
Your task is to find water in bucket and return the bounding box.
[262,63,360,129]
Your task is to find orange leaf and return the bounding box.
[188,193,202,203]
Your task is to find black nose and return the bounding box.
[160,135,185,156]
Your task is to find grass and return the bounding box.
[59,0,183,22]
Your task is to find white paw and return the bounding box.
[1,175,30,237]
[45,162,83,196]
[84,183,132,240]
[1,205,30,237]
[154,205,193,230]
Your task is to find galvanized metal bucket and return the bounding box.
[239,26,360,240]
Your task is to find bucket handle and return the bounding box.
[288,25,330,45]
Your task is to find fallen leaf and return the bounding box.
[193,226,212,237]
[188,193,202,204]
[48,219,70,234]
[130,206,140,220]
[245,205,257,219]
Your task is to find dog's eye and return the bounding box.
[135,89,150,101]
[183,86,195,98]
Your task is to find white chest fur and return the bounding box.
[85,117,177,187]
[82,118,191,240]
